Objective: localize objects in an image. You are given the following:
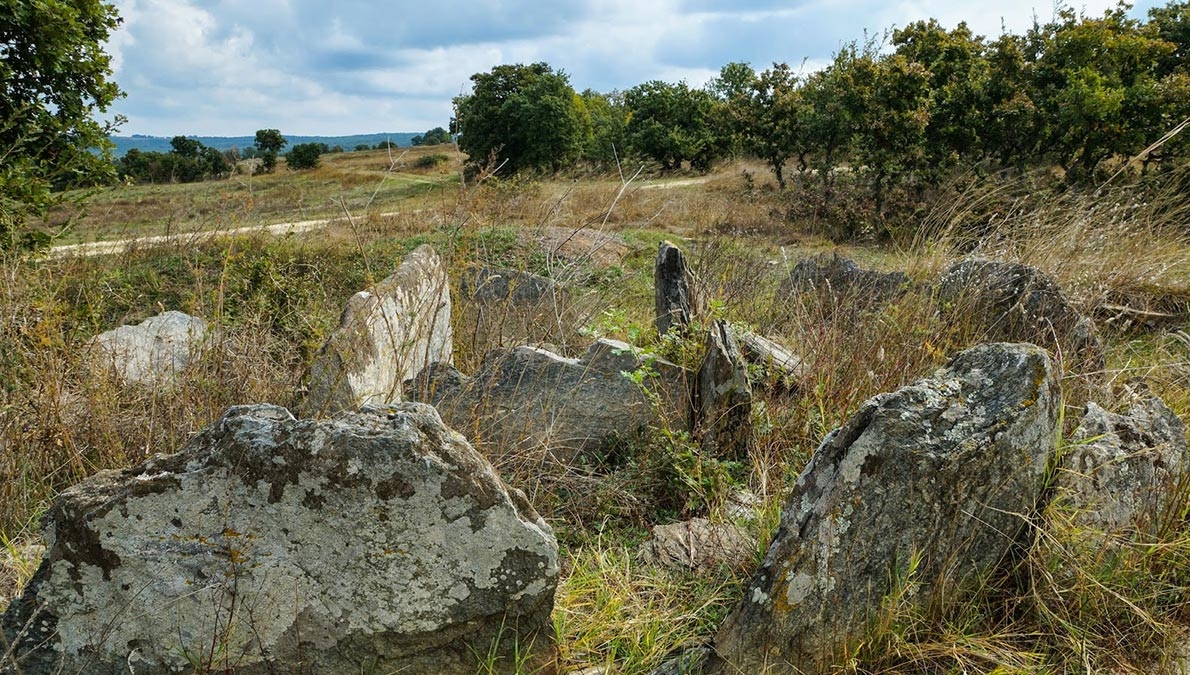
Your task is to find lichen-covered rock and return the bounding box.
[87,310,209,386]
[299,244,452,416]
[655,241,699,337]
[781,253,909,307]
[1,404,558,675]
[1058,396,1188,536]
[696,321,753,460]
[937,258,1103,370]
[413,339,691,463]
[709,343,1059,674]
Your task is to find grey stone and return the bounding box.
[695,321,753,461]
[1058,396,1188,536]
[655,241,699,337]
[87,310,209,386]
[458,266,573,349]
[300,244,452,416]
[737,331,807,392]
[413,339,691,464]
[461,266,563,306]
[710,343,1059,674]
[640,518,756,573]
[937,258,1104,369]
[1,403,558,675]
[781,253,909,306]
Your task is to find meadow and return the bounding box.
[3,145,1190,673]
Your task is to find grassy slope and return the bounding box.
[3,149,1190,673]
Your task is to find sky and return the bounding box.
[105,0,1164,137]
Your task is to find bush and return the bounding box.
[414,153,449,169]
[285,143,323,170]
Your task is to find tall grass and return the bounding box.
[2,158,1189,672]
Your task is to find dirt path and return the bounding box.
[638,176,712,190]
[48,210,406,259]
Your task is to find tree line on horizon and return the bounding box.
[115,126,455,184]
[453,2,1190,211]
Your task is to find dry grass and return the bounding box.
[2,158,1190,673]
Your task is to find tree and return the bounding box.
[624,80,720,171]
[285,143,323,170]
[254,129,287,173]
[412,127,451,146]
[1,0,124,249]
[733,63,809,189]
[452,62,587,173]
[579,89,629,168]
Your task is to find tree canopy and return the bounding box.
[452,62,587,174]
[1,0,124,249]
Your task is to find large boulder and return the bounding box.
[737,331,807,393]
[709,343,1059,674]
[87,310,209,386]
[1057,396,1188,536]
[937,258,1103,369]
[781,253,909,307]
[655,241,699,337]
[1,403,558,675]
[411,339,691,464]
[299,244,452,416]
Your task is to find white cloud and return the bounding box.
[105,0,1168,136]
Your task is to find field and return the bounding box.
[3,146,1190,673]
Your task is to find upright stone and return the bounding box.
[696,321,753,460]
[87,310,209,386]
[709,343,1059,674]
[655,241,699,337]
[300,244,451,416]
[1,403,558,675]
[1058,396,1188,536]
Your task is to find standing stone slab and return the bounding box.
[655,241,699,337]
[1058,396,1188,536]
[710,343,1059,674]
[1,403,558,675]
[696,321,753,460]
[87,310,209,386]
[300,244,451,416]
[413,339,691,464]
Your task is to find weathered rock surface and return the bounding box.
[87,310,209,386]
[937,258,1103,368]
[300,244,451,416]
[781,253,909,306]
[1,403,558,675]
[640,518,756,573]
[696,321,753,460]
[737,331,807,392]
[411,339,691,463]
[655,241,699,337]
[709,343,1059,674]
[1058,396,1188,536]
[458,266,573,348]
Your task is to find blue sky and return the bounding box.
[106,0,1163,137]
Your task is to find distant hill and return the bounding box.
[111,133,420,157]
